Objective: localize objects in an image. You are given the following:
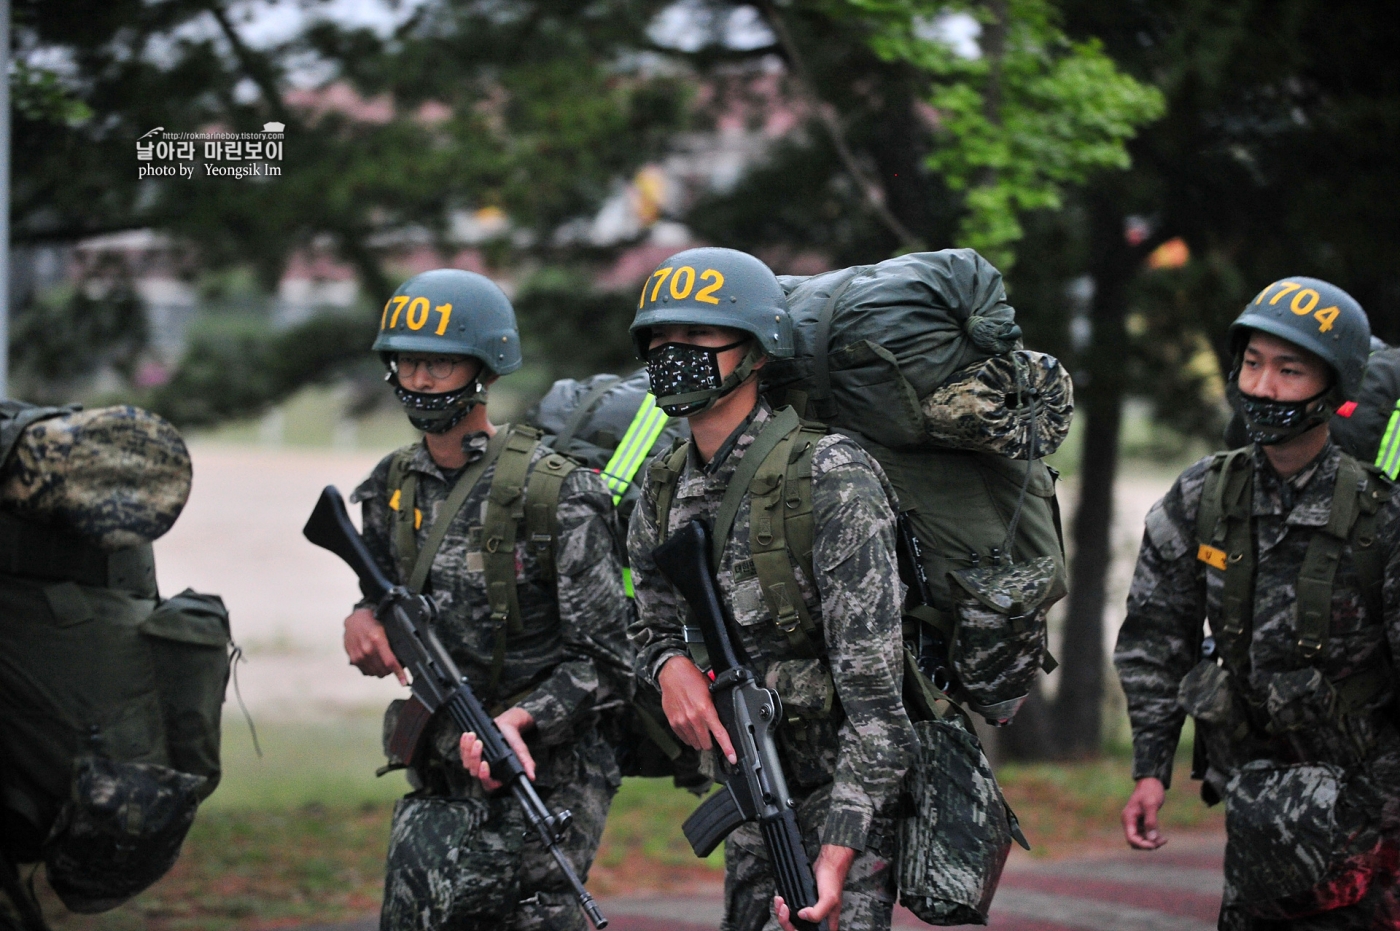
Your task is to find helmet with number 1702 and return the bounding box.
[1227,276,1370,401]
[372,269,521,375]
[629,247,794,361]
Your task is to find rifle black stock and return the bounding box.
[652,520,821,931]
[303,486,608,930]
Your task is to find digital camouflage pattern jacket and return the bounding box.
[1114,440,1400,787]
[627,402,916,851]
[353,429,634,791]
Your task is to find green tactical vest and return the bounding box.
[385,424,578,696]
[1195,446,1393,717]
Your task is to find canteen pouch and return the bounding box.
[1177,658,1257,793]
[381,795,525,928]
[42,756,204,913]
[139,590,231,797]
[1263,668,1370,767]
[897,713,1015,925]
[1223,761,1345,909]
[948,555,1063,725]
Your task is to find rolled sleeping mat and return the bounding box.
[1,405,192,550]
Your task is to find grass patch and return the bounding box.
[14,715,1222,928]
[998,755,1224,857]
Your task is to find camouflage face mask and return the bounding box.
[645,339,761,417]
[1227,380,1332,446]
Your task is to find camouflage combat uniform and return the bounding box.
[628,402,917,931]
[353,427,634,931]
[1115,440,1400,929]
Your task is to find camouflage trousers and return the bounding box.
[721,784,897,931]
[380,729,619,931]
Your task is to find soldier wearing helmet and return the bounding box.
[626,248,915,931]
[342,270,634,931]
[1115,276,1400,928]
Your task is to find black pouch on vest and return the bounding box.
[380,795,525,929]
[43,756,204,913]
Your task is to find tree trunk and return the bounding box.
[1051,191,1134,756]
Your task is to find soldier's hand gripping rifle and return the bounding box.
[303,486,608,930]
[652,520,822,931]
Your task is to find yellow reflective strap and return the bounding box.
[1376,402,1400,481]
[601,394,671,503]
[388,488,401,511]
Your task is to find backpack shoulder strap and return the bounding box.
[399,431,510,593]
[1351,463,1389,621]
[648,438,692,544]
[1196,447,1255,677]
[523,450,579,581]
[555,376,622,451]
[712,406,801,568]
[1295,452,1388,661]
[748,419,825,658]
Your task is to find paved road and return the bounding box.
[297,834,1225,931]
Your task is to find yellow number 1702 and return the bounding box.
[639,267,725,308]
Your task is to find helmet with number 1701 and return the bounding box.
[373,269,522,375]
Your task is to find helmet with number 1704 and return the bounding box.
[1227,276,1370,401]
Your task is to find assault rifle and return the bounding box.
[303,487,608,930]
[651,520,821,931]
[896,512,957,694]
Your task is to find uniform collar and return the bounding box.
[677,401,773,495]
[1251,439,1340,526]
[407,429,493,481]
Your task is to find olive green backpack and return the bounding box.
[0,402,232,928]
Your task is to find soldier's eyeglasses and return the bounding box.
[393,355,462,380]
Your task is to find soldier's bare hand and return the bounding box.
[774,843,855,930]
[1123,777,1168,850]
[343,608,407,684]
[658,655,737,764]
[460,706,536,792]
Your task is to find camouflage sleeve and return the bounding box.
[809,438,916,851]
[626,453,688,689]
[349,452,402,596]
[1112,458,1211,788]
[515,466,636,746]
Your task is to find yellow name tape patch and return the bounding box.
[1197,544,1228,570]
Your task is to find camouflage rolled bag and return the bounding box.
[896,650,1026,925]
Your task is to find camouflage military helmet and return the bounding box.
[630,247,794,360]
[373,269,522,375]
[1228,276,1370,400]
[0,404,192,550]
